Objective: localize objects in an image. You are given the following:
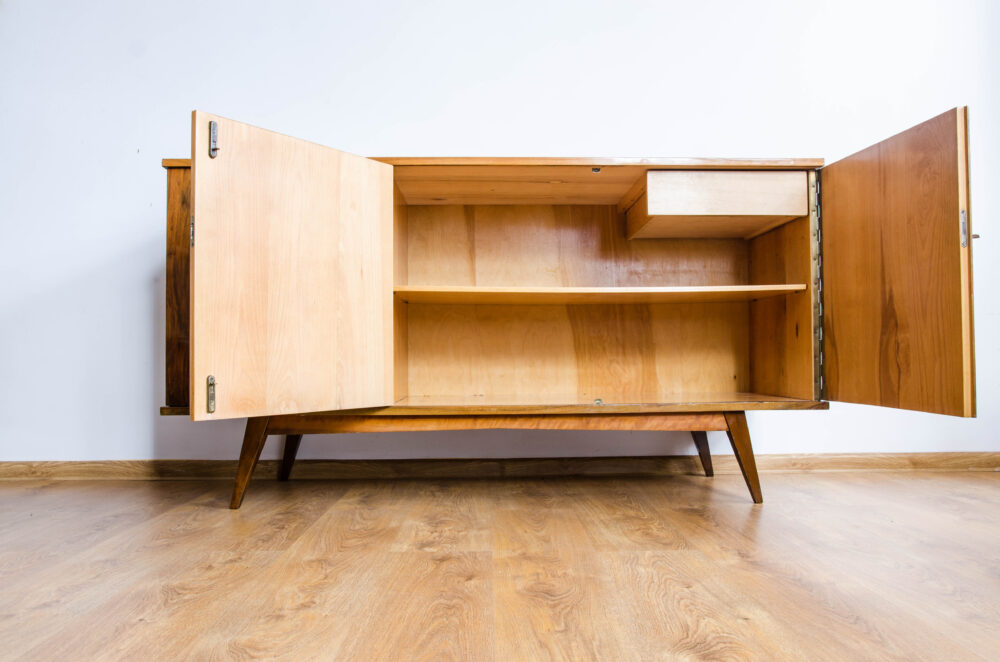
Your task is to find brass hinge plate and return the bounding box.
[206,375,216,413]
[209,121,219,158]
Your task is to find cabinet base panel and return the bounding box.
[226,411,764,508]
[267,413,727,434]
[159,395,828,418]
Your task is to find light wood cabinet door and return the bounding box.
[822,108,974,417]
[189,112,394,421]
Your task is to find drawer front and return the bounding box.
[627,170,809,239]
[646,170,807,216]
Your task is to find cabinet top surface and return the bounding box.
[372,156,824,169]
[164,157,824,169]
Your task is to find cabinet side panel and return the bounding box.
[393,185,408,401]
[749,215,815,399]
[380,174,395,404]
[394,184,408,286]
[394,298,408,402]
[165,166,190,407]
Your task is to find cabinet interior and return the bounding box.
[392,167,817,407]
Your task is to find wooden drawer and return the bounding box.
[626,170,808,239]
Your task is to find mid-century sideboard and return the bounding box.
[159,108,975,508]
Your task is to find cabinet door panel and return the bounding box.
[822,108,974,417]
[190,111,394,420]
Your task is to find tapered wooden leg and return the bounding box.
[279,434,303,481]
[691,431,714,477]
[230,416,270,509]
[723,411,762,503]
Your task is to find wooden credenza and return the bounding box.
[159,108,976,508]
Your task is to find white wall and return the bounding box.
[1,0,997,462]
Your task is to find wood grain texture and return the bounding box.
[189,111,394,420]
[822,108,975,417]
[3,472,998,660]
[406,302,751,402]
[231,416,269,508]
[378,156,825,167]
[161,395,828,418]
[389,161,820,206]
[383,394,826,413]
[265,413,728,434]
[956,108,976,416]
[394,298,409,402]
[691,431,714,476]
[278,435,302,481]
[394,183,410,401]
[159,406,191,416]
[405,204,750,287]
[3,452,999,481]
[395,284,805,305]
[749,215,816,399]
[626,171,808,239]
[724,411,762,503]
[164,164,190,407]
[176,156,824,169]
[397,204,799,411]
[394,165,647,205]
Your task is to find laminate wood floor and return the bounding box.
[1,471,998,660]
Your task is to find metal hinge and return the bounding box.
[189,215,195,246]
[812,171,826,400]
[960,209,968,247]
[206,375,216,413]
[209,121,219,158]
[815,177,822,220]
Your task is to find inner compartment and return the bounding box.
[392,169,817,407]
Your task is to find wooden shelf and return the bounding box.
[378,393,826,414]
[394,284,806,305]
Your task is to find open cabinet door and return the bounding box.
[822,108,974,417]
[189,111,394,421]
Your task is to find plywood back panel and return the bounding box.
[822,108,974,417]
[406,302,749,400]
[406,205,748,287]
[189,111,394,420]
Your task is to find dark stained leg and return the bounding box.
[723,411,762,503]
[690,431,714,477]
[279,434,303,482]
[230,417,270,509]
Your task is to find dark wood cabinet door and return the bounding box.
[822,108,974,417]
